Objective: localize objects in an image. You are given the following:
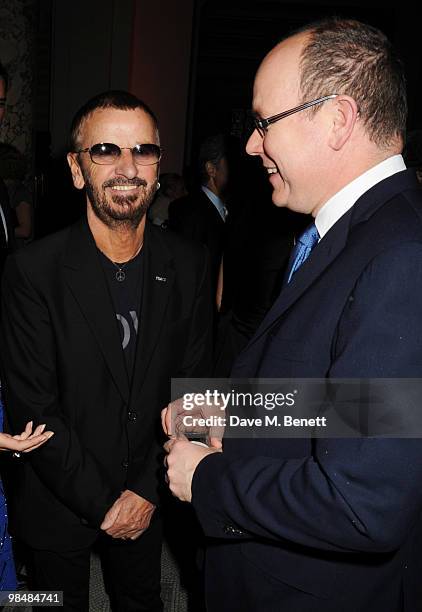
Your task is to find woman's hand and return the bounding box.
[0,421,54,452]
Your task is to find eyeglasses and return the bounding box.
[76,142,162,166]
[253,94,338,137]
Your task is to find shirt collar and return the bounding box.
[201,185,227,221]
[315,154,406,240]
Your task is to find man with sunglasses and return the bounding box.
[0,90,212,611]
[165,17,422,612]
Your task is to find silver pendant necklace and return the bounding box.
[110,241,144,282]
[113,264,127,282]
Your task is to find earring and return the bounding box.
[157,182,161,190]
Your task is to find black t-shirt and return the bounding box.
[99,249,144,379]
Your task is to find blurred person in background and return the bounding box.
[0,62,14,278]
[0,143,33,246]
[168,134,229,297]
[148,172,186,227]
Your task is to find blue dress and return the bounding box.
[0,397,17,591]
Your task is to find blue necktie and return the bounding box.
[286,223,319,284]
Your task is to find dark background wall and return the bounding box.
[129,0,195,173]
[1,0,421,233]
[50,0,133,157]
[188,0,422,164]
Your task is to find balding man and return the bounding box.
[165,18,422,612]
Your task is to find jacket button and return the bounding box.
[223,524,244,535]
[128,412,138,422]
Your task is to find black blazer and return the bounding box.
[192,169,422,612]
[0,178,14,274]
[0,219,212,550]
[168,189,225,292]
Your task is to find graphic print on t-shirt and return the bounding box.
[99,249,144,378]
[116,310,139,349]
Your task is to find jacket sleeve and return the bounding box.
[0,254,118,527]
[192,242,422,553]
[176,245,213,379]
[126,245,213,503]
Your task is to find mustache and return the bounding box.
[102,178,147,189]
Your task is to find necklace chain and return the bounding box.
[105,242,143,282]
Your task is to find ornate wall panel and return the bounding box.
[0,0,35,162]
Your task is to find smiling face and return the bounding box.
[67,107,160,230]
[246,33,333,216]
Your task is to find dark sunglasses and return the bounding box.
[75,142,162,166]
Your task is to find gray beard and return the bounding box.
[84,175,156,231]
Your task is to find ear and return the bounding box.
[327,96,359,151]
[67,152,86,190]
[205,160,217,179]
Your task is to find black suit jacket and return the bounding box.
[168,189,225,292]
[192,169,422,611]
[0,218,212,550]
[0,178,14,275]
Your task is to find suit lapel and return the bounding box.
[201,189,225,226]
[245,209,352,350]
[129,225,174,405]
[63,219,130,404]
[242,169,420,353]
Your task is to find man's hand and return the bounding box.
[100,490,155,540]
[164,437,221,502]
[0,421,54,453]
[161,398,224,449]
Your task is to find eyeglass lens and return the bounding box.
[90,143,161,165]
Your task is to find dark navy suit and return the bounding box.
[192,169,422,611]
